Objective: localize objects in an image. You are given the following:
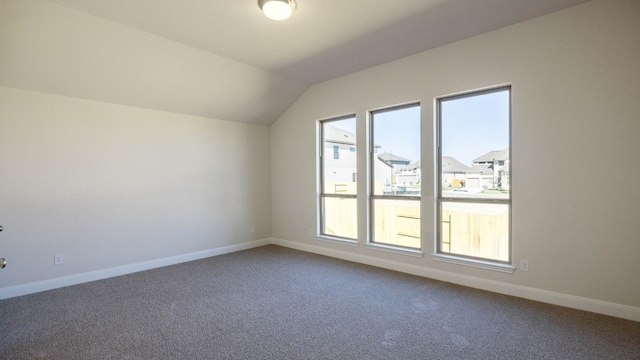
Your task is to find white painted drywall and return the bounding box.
[271,0,640,308]
[0,0,306,126]
[0,87,271,288]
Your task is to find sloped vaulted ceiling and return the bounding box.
[1,0,589,125]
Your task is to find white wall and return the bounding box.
[271,0,640,315]
[0,0,306,126]
[0,87,271,289]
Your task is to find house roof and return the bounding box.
[396,160,421,174]
[442,156,473,173]
[323,124,356,146]
[378,153,411,163]
[376,156,394,169]
[473,149,510,163]
[468,164,495,175]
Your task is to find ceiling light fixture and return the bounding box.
[258,0,296,21]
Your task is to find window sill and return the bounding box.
[366,243,424,258]
[432,253,515,273]
[316,235,359,247]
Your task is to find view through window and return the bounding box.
[438,87,511,262]
[370,104,421,249]
[319,117,357,240]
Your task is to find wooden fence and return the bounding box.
[324,196,508,260]
[441,202,509,261]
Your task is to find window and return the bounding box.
[437,87,511,263]
[370,104,421,249]
[319,116,357,240]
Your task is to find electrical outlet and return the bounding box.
[54,253,64,265]
[308,228,314,236]
[250,225,255,233]
[520,259,529,272]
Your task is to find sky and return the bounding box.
[372,105,421,162]
[441,89,510,166]
[326,89,509,166]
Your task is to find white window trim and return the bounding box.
[368,103,422,250]
[435,85,512,266]
[432,253,515,273]
[317,234,359,246]
[318,115,358,241]
[366,243,424,257]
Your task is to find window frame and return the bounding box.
[368,103,422,253]
[434,86,513,270]
[318,115,358,243]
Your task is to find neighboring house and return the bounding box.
[323,124,357,190]
[441,156,473,187]
[378,152,411,167]
[473,149,509,167]
[379,153,419,194]
[438,150,511,190]
[396,160,421,187]
[465,165,496,189]
[324,125,509,192]
[323,124,391,193]
[374,155,394,194]
[471,148,510,190]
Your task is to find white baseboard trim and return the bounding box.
[0,239,271,300]
[271,238,640,322]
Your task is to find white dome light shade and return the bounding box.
[259,0,296,21]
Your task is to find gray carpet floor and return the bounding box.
[1,245,639,359]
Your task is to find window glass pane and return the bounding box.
[322,118,357,195]
[372,199,420,249]
[322,197,357,239]
[440,90,509,199]
[440,201,509,261]
[372,106,420,196]
[438,87,510,263]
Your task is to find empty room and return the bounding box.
[1,0,639,358]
